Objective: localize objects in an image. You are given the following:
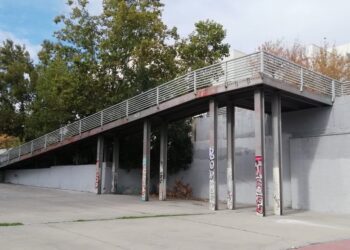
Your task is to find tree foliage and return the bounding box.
[178,20,230,72]
[2,0,230,174]
[0,134,21,149]
[259,40,350,82]
[0,40,36,141]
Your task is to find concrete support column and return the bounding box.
[208,99,218,211]
[141,119,151,201]
[111,136,119,194]
[159,122,168,201]
[226,103,235,210]
[272,92,283,215]
[96,135,104,194]
[254,89,266,216]
[0,170,5,183]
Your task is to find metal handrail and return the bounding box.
[0,51,345,166]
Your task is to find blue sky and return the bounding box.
[1,0,350,62]
[0,0,62,44]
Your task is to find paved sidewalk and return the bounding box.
[1,184,350,250]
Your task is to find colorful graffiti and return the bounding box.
[95,160,100,190]
[141,157,147,200]
[255,155,264,215]
[209,146,216,210]
[227,166,234,210]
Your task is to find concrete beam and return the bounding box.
[208,99,218,211]
[159,122,168,201]
[111,136,119,194]
[96,135,104,194]
[226,103,235,210]
[141,119,151,201]
[272,92,283,215]
[254,89,266,216]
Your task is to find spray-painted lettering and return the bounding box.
[255,156,263,215]
[209,146,216,209]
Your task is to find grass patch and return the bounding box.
[72,213,207,223]
[0,222,23,227]
[118,213,198,220]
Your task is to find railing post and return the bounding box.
[100,111,104,127]
[156,87,159,105]
[30,141,33,155]
[126,100,129,118]
[225,61,228,88]
[260,51,265,73]
[18,146,21,160]
[79,120,82,135]
[300,68,304,92]
[194,71,197,94]
[60,127,63,142]
[332,80,335,102]
[44,135,47,149]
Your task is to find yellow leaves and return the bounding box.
[259,40,350,82]
[0,134,21,149]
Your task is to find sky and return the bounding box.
[0,0,349,62]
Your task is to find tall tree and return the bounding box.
[100,0,179,102]
[0,39,36,141]
[25,0,230,175]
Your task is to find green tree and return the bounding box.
[25,54,76,139]
[178,20,230,72]
[0,39,36,141]
[25,0,230,176]
[100,0,179,102]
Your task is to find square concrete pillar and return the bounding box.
[272,92,283,215]
[96,135,104,194]
[254,89,266,216]
[226,103,235,210]
[159,122,168,201]
[111,136,119,194]
[141,119,151,201]
[208,99,218,211]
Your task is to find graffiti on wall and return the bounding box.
[209,146,216,209]
[141,157,147,200]
[95,160,100,190]
[227,166,234,209]
[255,156,264,215]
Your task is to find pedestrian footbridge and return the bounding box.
[0,51,347,216]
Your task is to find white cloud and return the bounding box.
[162,0,350,53]
[62,0,103,15]
[0,29,41,63]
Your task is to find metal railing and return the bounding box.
[0,51,345,166]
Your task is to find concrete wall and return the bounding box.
[168,96,350,214]
[168,110,292,208]
[117,169,142,195]
[290,134,350,213]
[102,163,112,194]
[284,96,350,213]
[5,165,96,193]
